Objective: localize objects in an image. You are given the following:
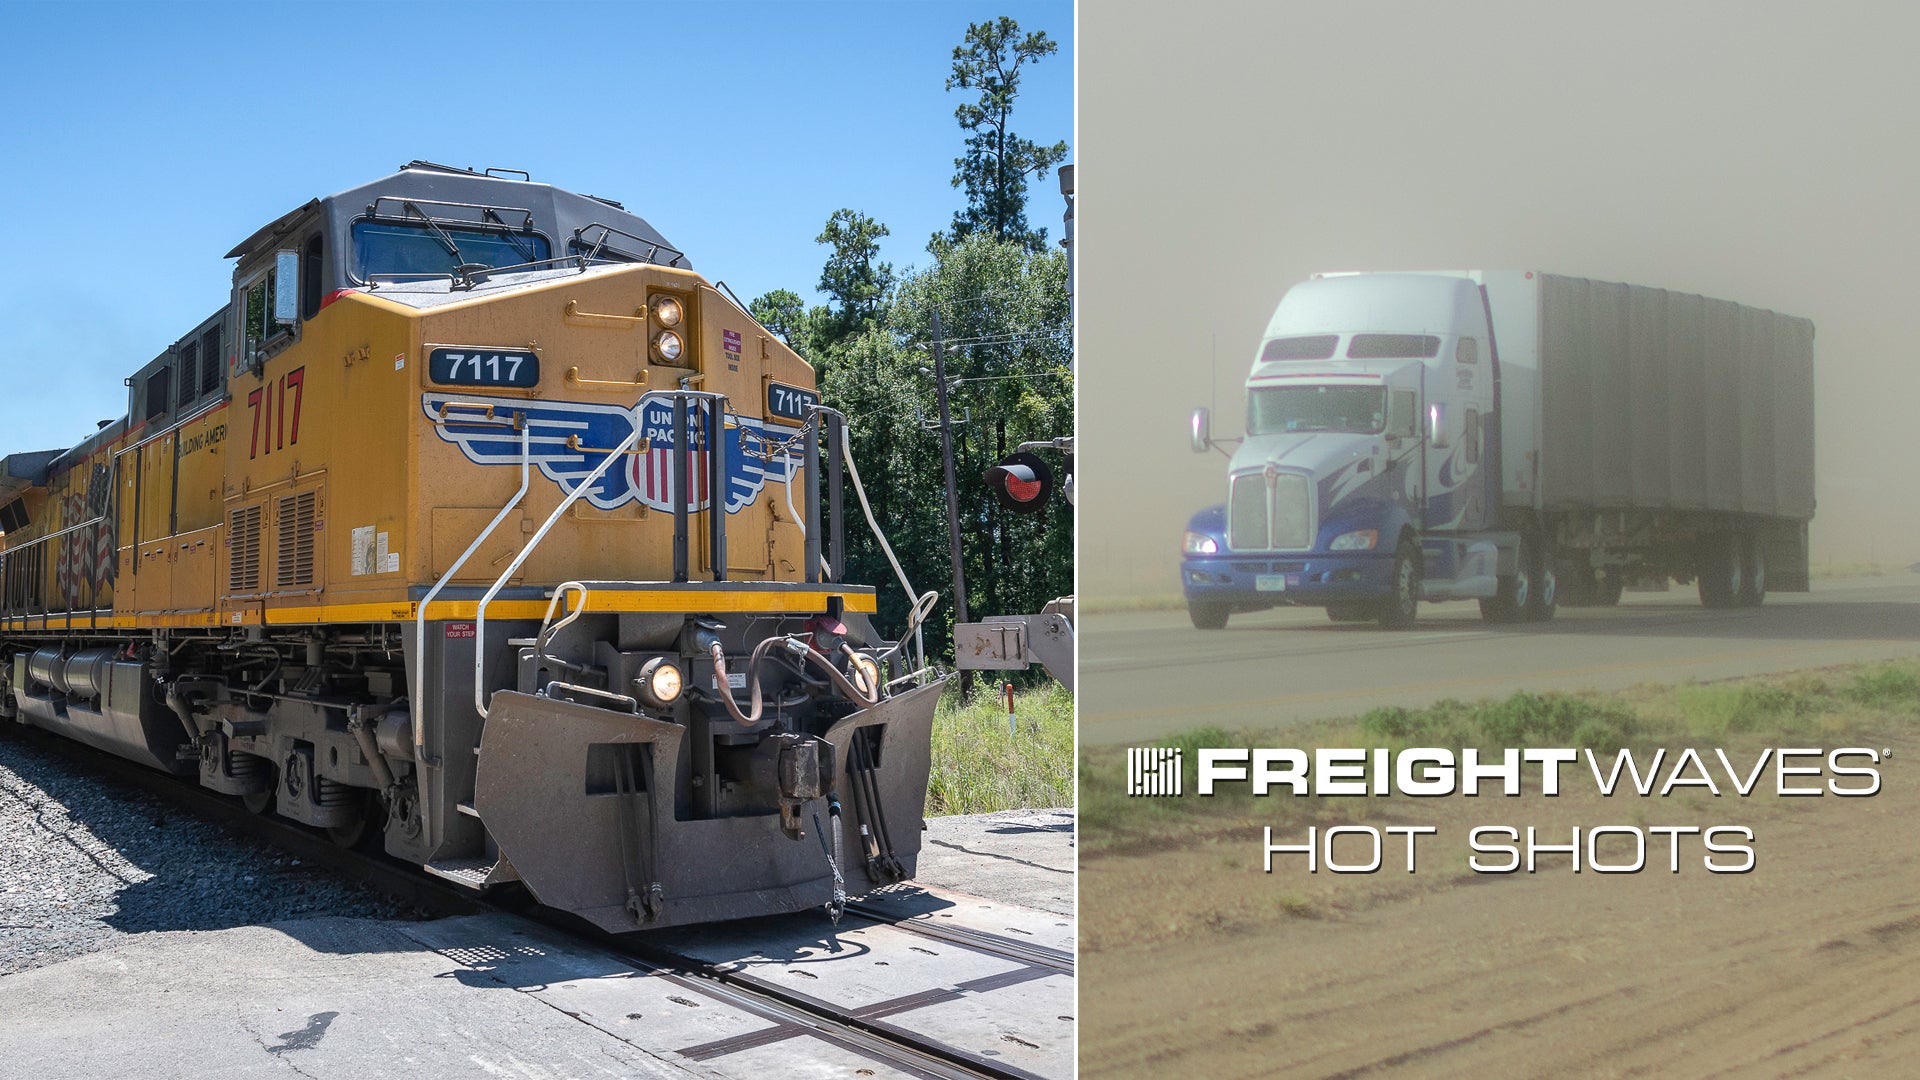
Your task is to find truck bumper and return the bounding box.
[1182,552,1395,608]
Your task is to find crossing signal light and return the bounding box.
[984,451,1053,514]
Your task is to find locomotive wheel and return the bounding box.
[327,790,381,849]
[241,762,277,816]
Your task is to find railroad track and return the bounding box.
[2,723,1073,1078]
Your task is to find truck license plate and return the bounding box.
[1256,573,1288,592]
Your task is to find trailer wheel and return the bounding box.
[1376,540,1421,629]
[1523,543,1557,622]
[1697,534,1745,609]
[1481,537,1533,623]
[1593,567,1624,607]
[1738,535,1767,607]
[1189,602,1230,630]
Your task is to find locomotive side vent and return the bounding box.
[275,491,317,588]
[228,505,262,593]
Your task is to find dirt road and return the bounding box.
[1081,721,1920,1077]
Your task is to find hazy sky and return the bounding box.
[1079,0,1919,595]
[0,0,1071,454]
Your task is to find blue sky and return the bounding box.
[0,0,1072,452]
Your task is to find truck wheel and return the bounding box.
[1376,540,1421,629]
[1593,567,1624,606]
[1189,602,1229,630]
[1738,535,1767,607]
[1697,534,1744,609]
[1524,543,1557,622]
[1481,537,1533,623]
[1327,605,1371,622]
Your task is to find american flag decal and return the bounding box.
[1127,747,1184,797]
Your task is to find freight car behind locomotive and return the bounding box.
[0,161,940,931]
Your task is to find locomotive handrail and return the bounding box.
[564,363,649,390]
[472,420,644,720]
[474,389,731,720]
[573,222,686,268]
[561,301,646,328]
[565,434,651,455]
[433,401,521,427]
[416,421,530,763]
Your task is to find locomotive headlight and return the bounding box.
[653,330,685,363]
[849,652,882,696]
[650,295,684,327]
[1183,530,1218,555]
[636,657,684,708]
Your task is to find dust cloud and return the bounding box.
[1079,1,1920,598]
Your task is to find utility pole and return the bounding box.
[931,309,972,695]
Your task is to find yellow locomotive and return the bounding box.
[0,161,941,931]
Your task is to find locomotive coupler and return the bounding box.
[762,731,836,840]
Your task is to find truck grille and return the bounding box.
[1227,470,1311,551]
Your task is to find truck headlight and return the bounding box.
[1329,529,1379,551]
[635,657,684,708]
[653,330,684,362]
[1183,531,1219,555]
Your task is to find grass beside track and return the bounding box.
[1080,657,1920,853]
[927,683,1074,816]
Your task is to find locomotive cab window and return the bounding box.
[241,268,285,351]
[352,220,551,280]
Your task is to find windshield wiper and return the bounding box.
[403,200,470,266]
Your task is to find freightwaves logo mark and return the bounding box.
[1127,747,1184,796]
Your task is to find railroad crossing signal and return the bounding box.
[983,451,1053,513]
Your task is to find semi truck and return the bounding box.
[1183,271,1815,629]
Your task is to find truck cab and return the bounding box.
[1185,273,1513,628]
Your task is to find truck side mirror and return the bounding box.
[1428,403,1449,449]
[1190,407,1212,453]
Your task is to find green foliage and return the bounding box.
[927,682,1073,814]
[1844,662,1920,706]
[748,289,808,346]
[746,27,1073,666]
[816,209,895,341]
[1357,692,1639,752]
[824,233,1072,658]
[943,17,1070,253]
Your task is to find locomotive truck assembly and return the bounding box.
[0,161,942,932]
[1185,271,1815,629]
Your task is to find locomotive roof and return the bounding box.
[225,160,688,272]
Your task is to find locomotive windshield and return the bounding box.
[1248,384,1386,435]
[351,220,552,280]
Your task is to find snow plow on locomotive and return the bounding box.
[0,161,940,931]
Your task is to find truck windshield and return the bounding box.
[1248,385,1386,435]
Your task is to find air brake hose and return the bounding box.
[707,636,883,725]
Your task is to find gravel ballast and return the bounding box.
[0,729,423,976]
